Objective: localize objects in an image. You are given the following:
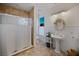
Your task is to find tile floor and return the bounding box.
[15,39,65,56]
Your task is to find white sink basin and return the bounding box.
[50,34,64,53]
[51,34,64,40]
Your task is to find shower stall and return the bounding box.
[0,13,33,56]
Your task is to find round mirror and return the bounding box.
[54,18,65,30]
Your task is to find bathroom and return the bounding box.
[35,3,79,55]
[0,3,79,56]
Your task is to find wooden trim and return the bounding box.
[11,46,34,56]
[29,7,34,18]
[29,7,34,46]
[0,5,29,18]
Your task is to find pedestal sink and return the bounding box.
[51,34,64,53]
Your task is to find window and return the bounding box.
[17,18,28,25]
[39,16,45,35]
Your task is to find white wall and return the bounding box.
[34,4,53,43]
[50,5,79,52]
[35,4,79,38]
[62,6,79,52]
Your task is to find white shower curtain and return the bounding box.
[0,13,32,55]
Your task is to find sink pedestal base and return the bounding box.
[55,50,61,53]
[54,39,61,53]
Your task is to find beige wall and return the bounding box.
[65,6,79,26]
[51,5,79,27]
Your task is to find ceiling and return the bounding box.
[36,3,79,15]
[1,3,79,14]
[1,3,34,12]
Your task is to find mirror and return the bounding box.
[54,18,65,30]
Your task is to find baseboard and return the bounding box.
[9,45,33,56]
